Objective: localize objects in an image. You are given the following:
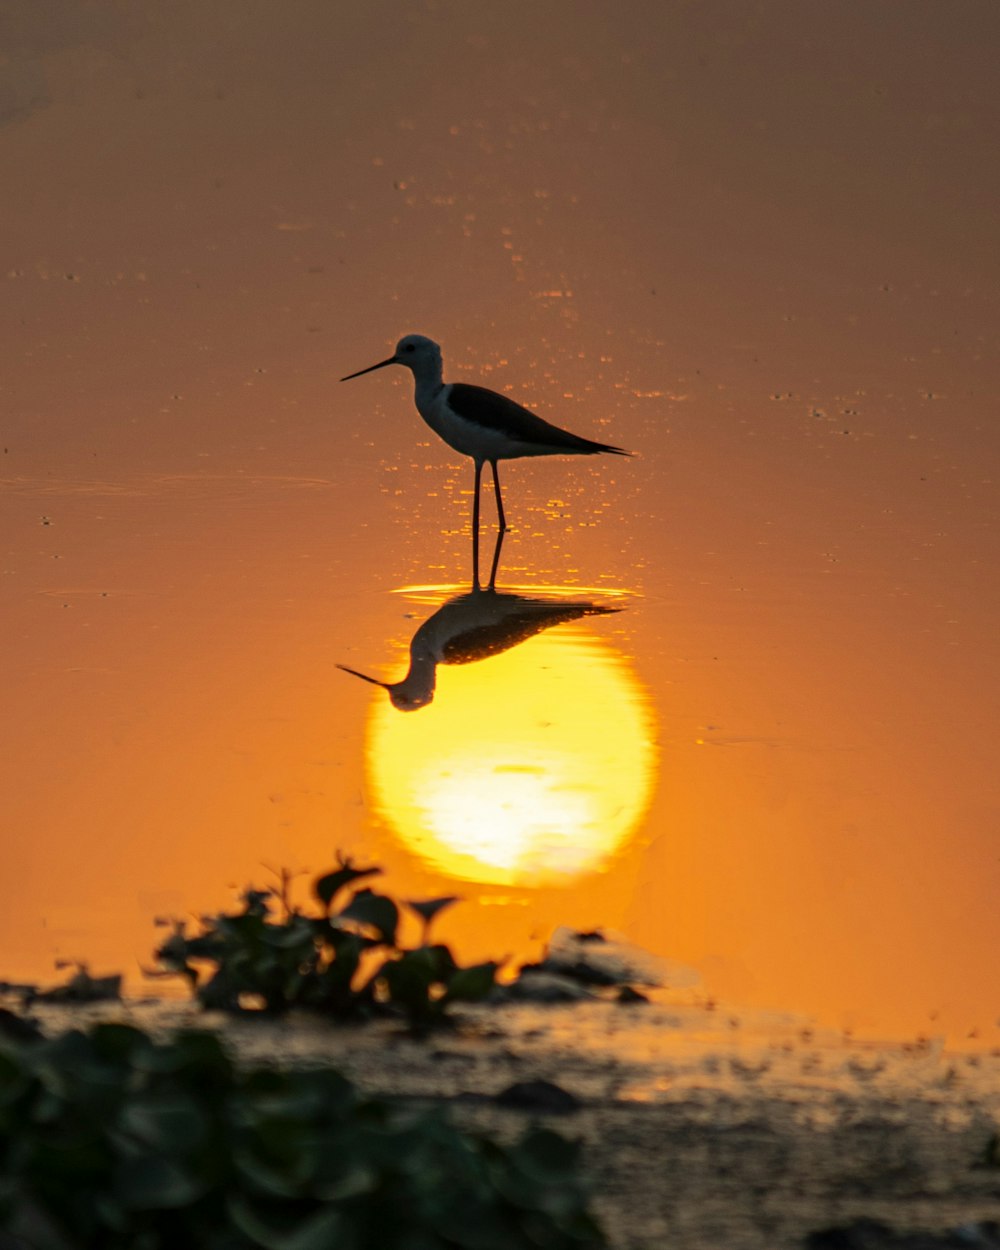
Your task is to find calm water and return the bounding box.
[2,2,998,1040]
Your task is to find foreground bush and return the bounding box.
[0,1022,606,1249]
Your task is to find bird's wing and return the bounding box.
[447,383,628,455]
[441,602,620,666]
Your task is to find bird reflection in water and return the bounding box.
[338,535,621,712]
[341,531,653,884]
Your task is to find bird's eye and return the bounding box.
[404,343,415,353]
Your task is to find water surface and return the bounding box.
[2,1,998,1040]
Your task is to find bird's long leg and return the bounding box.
[491,460,507,533]
[487,528,504,591]
[472,460,483,588]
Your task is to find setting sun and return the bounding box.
[361,619,656,886]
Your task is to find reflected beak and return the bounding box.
[337,663,387,688]
[340,356,397,382]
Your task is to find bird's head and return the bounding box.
[336,664,435,711]
[341,334,442,382]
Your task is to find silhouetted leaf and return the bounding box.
[338,889,398,945]
[229,1194,352,1250]
[424,943,459,978]
[381,952,437,1014]
[514,1128,582,1177]
[0,1009,43,1045]
[314,862,382,912]
[133,1028,230,1077]
[114,1155,203,1209]
[71,1022,145,1068]
[231,1146,304,1199]
[283,1207,354,1250]
[404,895,460,928]
[442,961,499,1005]
[118,1094,209,1155]
[312,1162,377,1202]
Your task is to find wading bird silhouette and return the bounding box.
[341,335,630,583]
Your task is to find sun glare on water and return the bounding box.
[362,627,656,886]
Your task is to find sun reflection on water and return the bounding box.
[359,588,656,886]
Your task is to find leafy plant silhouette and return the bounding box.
[0,1022,607,1249]
[153,856,498,1030]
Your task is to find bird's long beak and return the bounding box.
[340,356,397,382]
[337,663,387,688]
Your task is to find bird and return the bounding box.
[341,334,629,579]
[338,583,620,711]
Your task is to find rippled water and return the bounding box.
[2,2,998,1042]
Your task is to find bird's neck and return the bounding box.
[409,360,445,407]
